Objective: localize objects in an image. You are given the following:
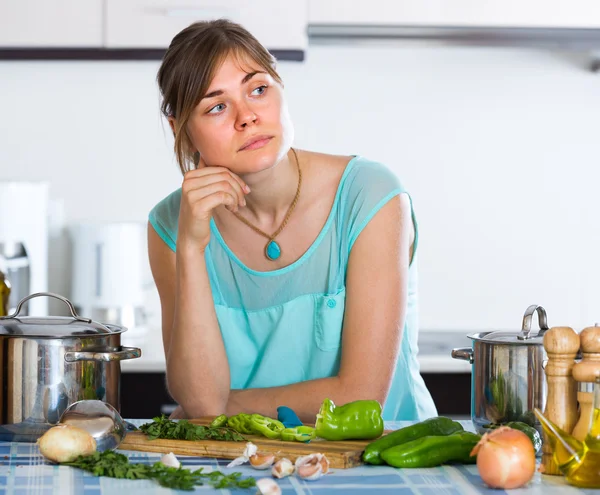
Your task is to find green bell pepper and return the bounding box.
[281,425,316,442]
[248,414,285,439]
[227,413,254,435]
[209,414,228,428]
[315,398,384,441]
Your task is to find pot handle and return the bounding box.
[0,292,91,323]
[519,304,549,340]
[64,346,141,363]
[451,347,474,364]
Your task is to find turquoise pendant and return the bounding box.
[265,240,281,260]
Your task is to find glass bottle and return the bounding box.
[535,377,600,488]
[0,268,11,317]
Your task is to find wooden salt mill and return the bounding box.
[542,326,580,476]
[572,324,600,441]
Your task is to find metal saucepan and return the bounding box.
[0,292,141,441]
[451,304,549,437]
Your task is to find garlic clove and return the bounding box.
[227,442,259,468]
[243,442,258,458]
[160,452,181,468]
[295,453,330,480]
[271,457,294,479]
[249,452,276,470]
[256,477,282,495]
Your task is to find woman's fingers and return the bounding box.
[186,182,241,213]
[184,172,246,208]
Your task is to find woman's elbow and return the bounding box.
[165,374,228,417]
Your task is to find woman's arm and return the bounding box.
[224,193,412,421]
[147,163,249,417]
[148,225,230,416]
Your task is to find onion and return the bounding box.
[37,425,97,463]
[470,426,536,489]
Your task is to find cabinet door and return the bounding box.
[308,0,600,28]
[0,1,103,47]
[105,0,307,51]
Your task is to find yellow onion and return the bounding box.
[37,424,97,463]
[470,426,536,489]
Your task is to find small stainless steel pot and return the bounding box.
[452,304,549,436]
[0,292,141,438]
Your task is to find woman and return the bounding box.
[148,19,436,422]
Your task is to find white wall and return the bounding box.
[1,42,599,332]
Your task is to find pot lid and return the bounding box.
[0,293,125,338]
[468,304,550,345]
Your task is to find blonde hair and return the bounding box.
[157,19,283,175]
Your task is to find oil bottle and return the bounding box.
[0,267,10,317]
[535,377,600,488]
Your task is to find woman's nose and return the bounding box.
[235,104,258,130]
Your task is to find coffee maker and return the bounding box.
[0,182,49,316]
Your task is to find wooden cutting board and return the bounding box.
[120,418,382,469]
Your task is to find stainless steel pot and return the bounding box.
[0,292,141,439]
[451,304,549,436]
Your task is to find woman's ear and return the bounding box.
[167,117,176,137]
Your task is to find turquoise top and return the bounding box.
[149,156,437,421]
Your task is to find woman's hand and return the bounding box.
[169,405,187,420]
[178,157,250,252]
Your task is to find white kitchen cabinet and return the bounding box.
[0,1,103,47]
[309,0,600,28]
[105,0,308,55]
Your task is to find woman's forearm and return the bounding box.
[166,245,230,416]
[226,376,385,423]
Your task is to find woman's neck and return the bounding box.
[236,148,302,229]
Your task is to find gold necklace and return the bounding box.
[231,147,302,261]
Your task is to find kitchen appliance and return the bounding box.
[70,222,149,346]
[0,292,141,441]
[451,304,550,437]
[0,182,49,316]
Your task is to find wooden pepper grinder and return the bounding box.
[542,326,580,476]
[572,324,600,441]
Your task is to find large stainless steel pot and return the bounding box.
[451,304,550,437]
[0,292,141,439]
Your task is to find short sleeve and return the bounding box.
[148,188,182,252]
[338,158,408,254]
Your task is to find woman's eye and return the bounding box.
[208,103,226,114]
[251,85,267,96]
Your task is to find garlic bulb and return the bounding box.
[271,458,294,479]
[37,425,97,463]
[160,452,181,468]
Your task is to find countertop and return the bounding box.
[1,420,597,494]
[121,330,474,374]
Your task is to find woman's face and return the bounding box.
[184,53,293,175]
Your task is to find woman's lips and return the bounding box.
[239,136,273,151]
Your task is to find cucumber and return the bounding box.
[380,431,481,468]
[362,416,464,465]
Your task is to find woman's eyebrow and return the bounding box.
[202,71,267,100]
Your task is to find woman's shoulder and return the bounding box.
[304,150,402,185]
[149,188,182,221]
[148,188,182,251]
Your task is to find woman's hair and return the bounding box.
[157,19,283,175]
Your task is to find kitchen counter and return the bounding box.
[121,330,473,374]
[1,420,597,494]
